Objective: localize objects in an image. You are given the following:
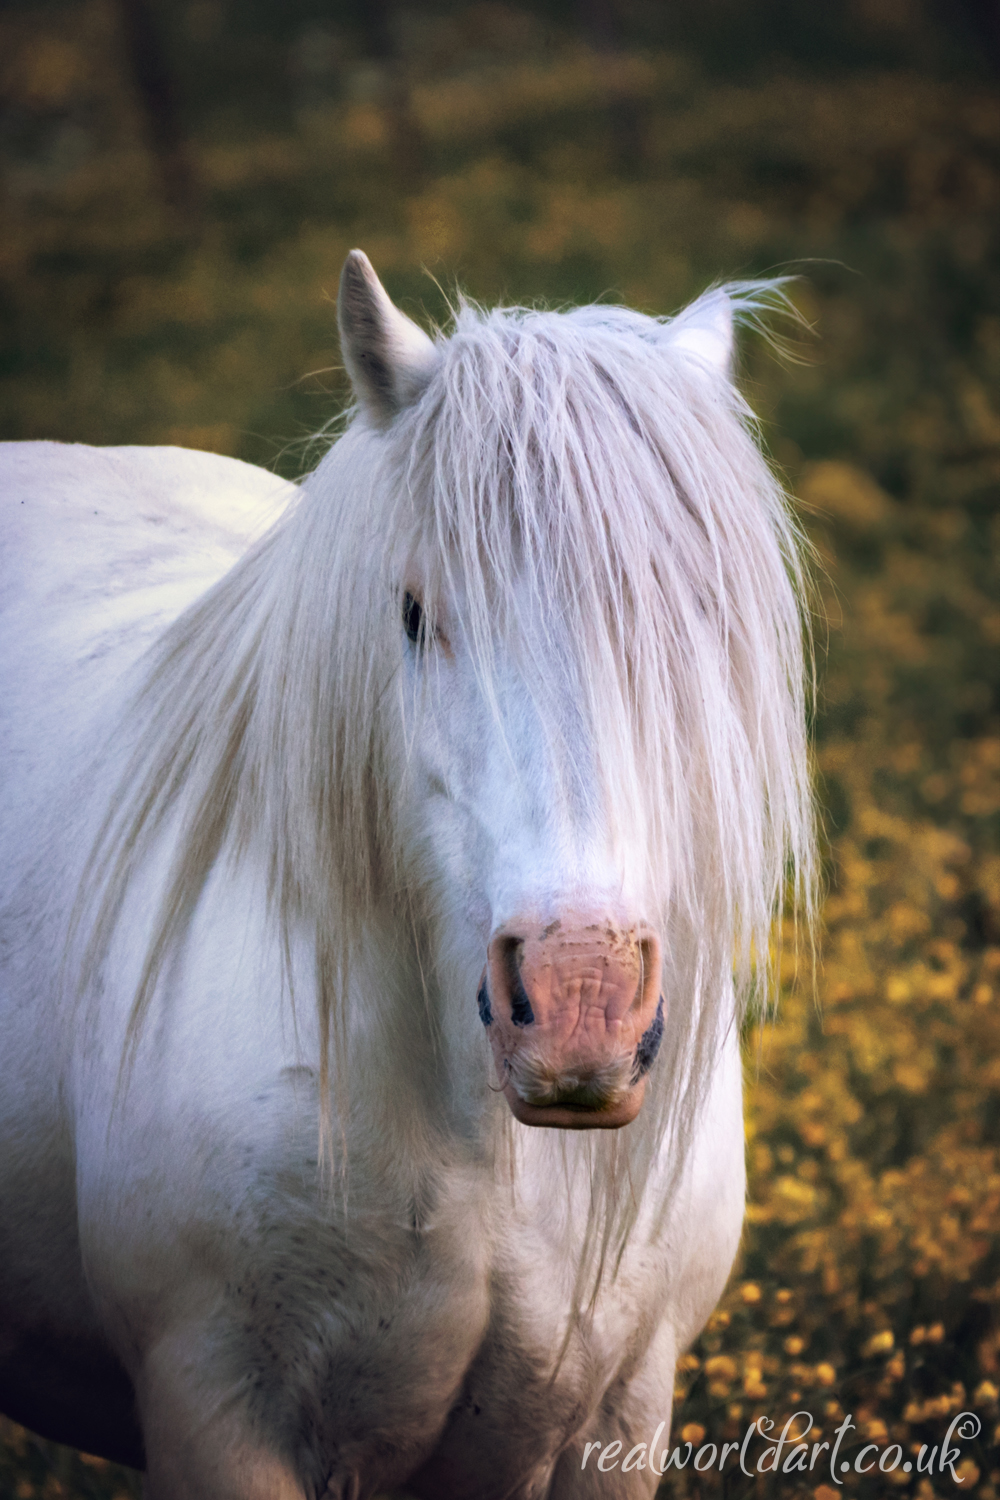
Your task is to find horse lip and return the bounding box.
[501,1078,646,1130]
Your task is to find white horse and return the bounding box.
[0,252,814,1498]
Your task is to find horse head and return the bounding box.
[334,251,804,1134]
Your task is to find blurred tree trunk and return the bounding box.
[115,0,200,228]
[359,0,424,185]
[577,0,648,173]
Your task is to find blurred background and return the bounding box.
[0,2,997,1496]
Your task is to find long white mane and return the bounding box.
[79,285,815,1286]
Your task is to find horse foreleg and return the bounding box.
[136,1326,307,1500]
[547,1320,677,1500]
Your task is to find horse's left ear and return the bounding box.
[666,289,734,378]
[338,250,440,424]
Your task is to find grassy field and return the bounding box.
[1,2,997,1495]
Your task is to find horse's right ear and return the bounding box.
[338,250,440,424]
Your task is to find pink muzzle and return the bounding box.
[478,918,664,1129]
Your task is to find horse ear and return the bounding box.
[338,250,439,423]
[666,290,734,378]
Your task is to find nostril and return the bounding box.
[477,978,492,1027]
[499,937,535,1027]
[632,995,665,1081]
[509,971,535,1027]
[637,937,661,1008]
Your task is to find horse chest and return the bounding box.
[210,1176,657,1492]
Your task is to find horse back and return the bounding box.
[1,440,294,660]
[0,442,296,835]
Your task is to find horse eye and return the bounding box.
[402,591,424,645]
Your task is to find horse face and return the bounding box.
[395,570,665,1131]
[339,248,666,1131]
